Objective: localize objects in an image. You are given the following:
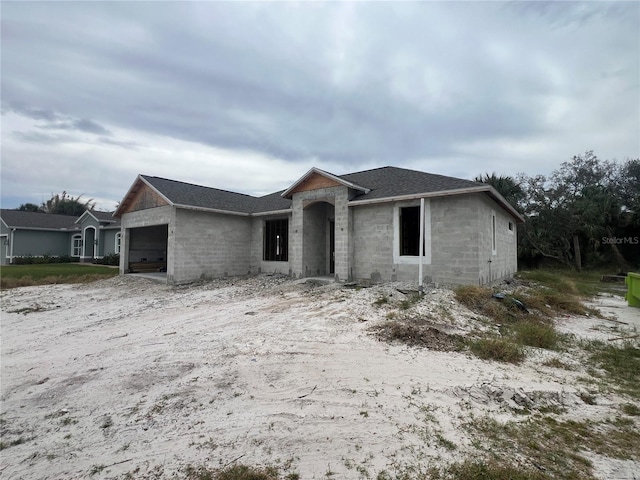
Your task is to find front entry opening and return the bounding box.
[302,201,335,277]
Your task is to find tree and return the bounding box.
[515,152,639,270]
[17,203,43,212]
[474,173,525,212]
[41,191,96,216]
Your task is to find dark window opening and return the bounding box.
[400,206,424,256]
[264,219,288,261]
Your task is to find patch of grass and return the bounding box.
[522,288,593,316]
[0,437,26,450]
[399,293,421,310]
[371,319,465,352]
[182,463,299,480]
[89,464,106,476]
[513,320,558,349]
[541,357,575,370]
[373,294,389,306]
[467,338,525,363]
[1,263,118,289]
[462,414,640,480]
[585,340,640,398]
[433,459,551,480]
[517,269,625,297]
[622,403,640,416]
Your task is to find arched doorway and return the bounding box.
[302,201,335,276]
[83,227,96,261]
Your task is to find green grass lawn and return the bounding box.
[0,263,119,289]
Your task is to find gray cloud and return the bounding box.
[1,1,638,209]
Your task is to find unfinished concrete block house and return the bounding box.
[114,166,524,285]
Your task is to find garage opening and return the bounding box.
[127,224,168,274]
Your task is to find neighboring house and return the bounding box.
[0,209,121,265]
[115,166,524,285]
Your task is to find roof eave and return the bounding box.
[173,204,251,217]
[348,185,525,223]
[348,186,491,206]
[252,208,292,217]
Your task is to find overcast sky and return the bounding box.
[1,1,638,211]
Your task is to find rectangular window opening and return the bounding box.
[264,219,288,261]
[400,206,425,256]
[492,213,497,255]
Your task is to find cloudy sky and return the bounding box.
[1,1,638,211]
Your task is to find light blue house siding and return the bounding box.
[0,209,121,264]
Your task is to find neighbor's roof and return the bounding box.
[75,210,120,226]
[0,209,80,231]
[116,166,523,221]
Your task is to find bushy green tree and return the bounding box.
[42,191,96,216]
[514,152,639,270]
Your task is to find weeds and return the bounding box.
[183,463,299,480]
[583,340,640,398]
[461,414,640,479]
[467,338,525,363]
[513,320,558,349]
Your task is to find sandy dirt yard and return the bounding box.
[1,275,638,479]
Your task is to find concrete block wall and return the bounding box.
[428,195,482,285]
[290,185,350,280]
[477,195,518,283]
[172,209,252,284]
[352,194,498,285]
[351,203,399,282]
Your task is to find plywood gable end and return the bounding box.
[288,172,342,195]
[120,183,169,215]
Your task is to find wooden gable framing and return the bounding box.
[114,177,170,217]
[288,172,342,195]
[281,168,369,199]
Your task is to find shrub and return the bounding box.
[96,253,120,266]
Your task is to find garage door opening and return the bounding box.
[126,224,168,276]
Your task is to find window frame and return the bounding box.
[263,218,288,262]
[392,200,431,265]
[115,232,122,254]
[491,211,497,256]
[71,234,82,257]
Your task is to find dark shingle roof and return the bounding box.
[92,211,119,223]
[255,190,291,213]
[340,166,482,201]
[141,176,289,214]
[0,210,80,230]
[137,167,488,215]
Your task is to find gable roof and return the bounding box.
[114,175,292,217]
[75,210,120,226]
[0,210,80,231]
[114,166,523,222]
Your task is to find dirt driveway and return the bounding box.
[1,275,638,479]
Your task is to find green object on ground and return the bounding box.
[626,272,640,307]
